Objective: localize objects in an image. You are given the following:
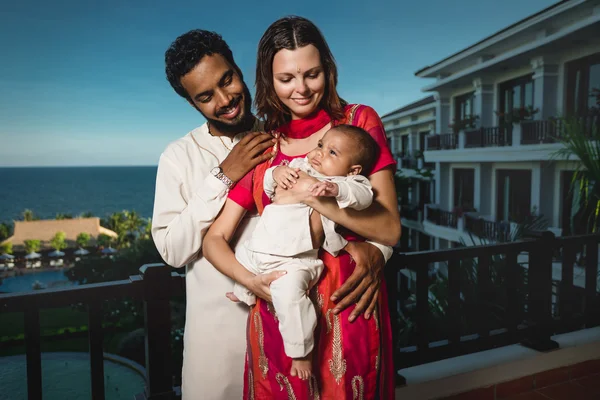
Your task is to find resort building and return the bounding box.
[1,217,118,251]
[386,0,600,250]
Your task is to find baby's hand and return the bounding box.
[273,166,300,189]
[309,181,339,197]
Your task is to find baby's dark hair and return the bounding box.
[330,124,379,175]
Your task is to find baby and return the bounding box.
[229,124,390,379]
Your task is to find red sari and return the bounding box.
[229,104,397,399]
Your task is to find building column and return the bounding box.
[434,93,450,134]
[531,57,559,119]
[473,78,495,127]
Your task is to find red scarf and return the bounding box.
[277,108,331,139]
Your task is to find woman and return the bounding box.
[203,16,401,399]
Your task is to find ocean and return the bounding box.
[0,167,158,223]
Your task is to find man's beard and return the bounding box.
[203,84,254,136]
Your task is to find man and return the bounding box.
[153,29,392,400]
[152,30,275,400]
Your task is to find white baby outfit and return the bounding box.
[234,156,376,358]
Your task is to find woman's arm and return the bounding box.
[304,167,401,246]
[202,199,284,301]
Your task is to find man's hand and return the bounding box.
[273,166,300,189]
[220,132,275,182]
[309,181,339,197]
[331,241,385,322]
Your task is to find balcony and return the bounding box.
[464,126,512,148]
[425,205,458,229]
[521,114,598,145]
[464,214,512,242]
[0,264,183,400]
[2,234,599,399]
[391,232,600,399]
[423,115,598,163]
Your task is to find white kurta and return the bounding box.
[151,123,259,400]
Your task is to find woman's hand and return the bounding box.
[331,241,385,322]
[242,270,287,303]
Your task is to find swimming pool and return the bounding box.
[0,270,77,293]
[0,352,145,400]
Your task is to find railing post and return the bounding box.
[584,237,599,328]
[140,263,176,400]
[522,231,559,352]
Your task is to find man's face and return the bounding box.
[181,54,251,133]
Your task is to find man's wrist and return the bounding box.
[210,166,235,189]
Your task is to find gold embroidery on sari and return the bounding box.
[375,354,380,373]
[328,313,347,384]
[309,376,320,400]
[266,302,278,321]
[351,376,365,400]
[325,309,333,334]
[275,373,297,400]
[247,369,254,400]
[373,305,379,331]
[253,312,269,378]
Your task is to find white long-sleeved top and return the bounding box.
[151,123,259,400]
[257,157,393,262]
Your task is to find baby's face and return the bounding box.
[307,129,361,176]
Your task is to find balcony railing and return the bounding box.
[464,214,512,242]
[426,205,458,229]
[0,264,184,400]
[400,156,418,170]
[464,127,512,148]
[387,232,600,381]
[521,119,563,144]
[521,114,598,145]
[426,135,441,151]
[401,204,421,222]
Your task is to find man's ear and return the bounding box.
[348,164,362,176]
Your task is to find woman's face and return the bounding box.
[272,44,326,120]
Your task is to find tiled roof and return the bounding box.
[1,218,118,249]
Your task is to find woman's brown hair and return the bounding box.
[255,16,347,131]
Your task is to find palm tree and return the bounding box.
[22,209,36,221]
[552,116,600,233]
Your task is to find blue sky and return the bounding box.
[0,0,557,167]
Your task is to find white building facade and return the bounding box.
[386,0,600,250]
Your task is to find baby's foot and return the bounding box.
[226,292,240,302]
[290,354,312,380]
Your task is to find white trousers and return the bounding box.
[235,243,324,358]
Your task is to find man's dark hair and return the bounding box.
[331,124,379,176]
[165,30,242,101]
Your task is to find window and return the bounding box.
[419,131,429,152]
[400,135,409,156]
[566,53,600,116]
[496,170,532,222]
[454,92,475,122]
[498,74,535,120]
[453,169,475,210]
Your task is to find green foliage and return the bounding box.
[50,231,67,251]
[23,239,41,254]
[66,238,163,285]
[55,213,73,220]
[101,210,149,248]
[0,241,12,254]
[0,222,12,242]
[79,212,95,218]
[22,209,37,221]
[552,116,600,232]
[97,233,113,248]
[76,232,91,248]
